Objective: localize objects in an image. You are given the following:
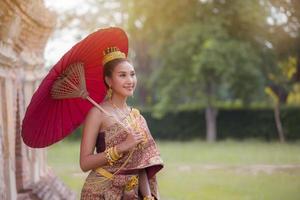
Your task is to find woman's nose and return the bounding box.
[126,75,134,82]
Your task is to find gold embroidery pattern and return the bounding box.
[102,115,163,173]
[80,111,163,200]
[81,171,139,200]
[124,175,139,191]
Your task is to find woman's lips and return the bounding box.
[124,86,134,90]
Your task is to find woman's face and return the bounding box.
[107,61,137,97]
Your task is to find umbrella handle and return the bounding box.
[86,96,111,116]
[85,96,131,133]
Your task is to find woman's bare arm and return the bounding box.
[80,107,108,172]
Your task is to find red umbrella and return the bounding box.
[22,27,128,148]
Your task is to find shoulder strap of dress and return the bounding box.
[131,108,140,118]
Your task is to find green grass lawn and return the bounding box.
[47,139,300,200]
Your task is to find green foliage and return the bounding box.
[68,107,300,141]
[52,0,300,140]
[124,0,269,116]
[141,108,300,141]
[264,1,300,105]
[54,0,300,109]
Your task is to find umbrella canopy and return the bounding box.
[22,27,128,148]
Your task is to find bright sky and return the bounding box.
[44,0,86,12]
[43,0,89,68]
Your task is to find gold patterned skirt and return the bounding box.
[80,170,140,200]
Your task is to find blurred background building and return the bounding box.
[0,0,75,199]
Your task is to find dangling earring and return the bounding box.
[107,86,113,99]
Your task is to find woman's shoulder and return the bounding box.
[88,106,103,116]
[86,101,110,119]
[84,107,104,127]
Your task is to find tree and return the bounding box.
[263,0,300,142]
[264,57,294,142]
[268,0,300,82]
[125,0,268,141]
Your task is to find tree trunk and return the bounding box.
[274,102,285,143]
[205,105,218,142]
[204,80,218,142]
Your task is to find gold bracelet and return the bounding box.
[109,147,119,161]
[105,146,123,166]
[111,146,123,161]
[113,146,123,158]
[111,146,122,161]
[104,147,115,166]
[143,196,154,200]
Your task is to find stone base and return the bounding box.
[17,172,77,200]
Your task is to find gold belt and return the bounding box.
[95,168,114,180]
[95,168,138,191]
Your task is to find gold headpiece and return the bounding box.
[102,47,126,65]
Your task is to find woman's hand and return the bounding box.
[117,131,144,153]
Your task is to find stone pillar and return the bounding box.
[0,78,8,200]
[0,40,18,200]
[0,0,76,199]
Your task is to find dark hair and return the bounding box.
[103,58,129,88]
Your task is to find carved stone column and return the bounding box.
[0,0,76,199]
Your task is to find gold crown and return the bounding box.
[102,47,126,65]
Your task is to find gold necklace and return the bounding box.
[109,100,129,117]
[109,100,135,129]
[109,100,146,149]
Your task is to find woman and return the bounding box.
[80,46,163,200]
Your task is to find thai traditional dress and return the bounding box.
[80,108,164,200]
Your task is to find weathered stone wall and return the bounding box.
[0,0,76,199]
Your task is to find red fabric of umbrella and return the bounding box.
[22,27,128,148]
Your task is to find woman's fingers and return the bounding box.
[133,132,144,143]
